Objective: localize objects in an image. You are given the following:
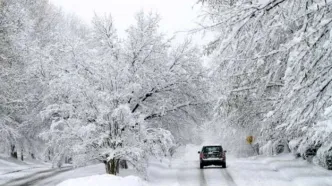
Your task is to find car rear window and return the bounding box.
[202,146,222,153]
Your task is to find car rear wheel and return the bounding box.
[221,162,226,168]
[200,163,204,169]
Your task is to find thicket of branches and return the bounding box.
[0,0,210,175]
[2,0,330,174]
[200,0,332,169]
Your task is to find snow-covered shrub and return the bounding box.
[289,138,302,157]
[260,141,273,156]
[309,120,332,169]
[314,143,332,170]
[296,120,332,164]
[298,141,322,162]
[298,135,322,161]
[259,139,290,156]
[272,139,290,155]
[144,128,175,158]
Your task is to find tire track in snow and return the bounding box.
[22,168,73,186]
[220,169,237,186]
[0,167,72,186]
[0,168,55,186]
[176,160,207,186]
[0,167,47,175]
[201,166,237,186]
[199,168,207,186]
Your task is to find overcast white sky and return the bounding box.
[51,0,205,42]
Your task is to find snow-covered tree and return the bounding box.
[32,10,209,175]
[1,0,209,175]
[0,0,50,159]
[200,0,332,168]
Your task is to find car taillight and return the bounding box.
[220,152,225,158]
[200,153,205,159]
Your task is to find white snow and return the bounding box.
[2,145,332,186]
[0,155,49,175]
[31,164,106,186]
[56,174,146,186]
[148,145,332,186]
[0,155,52,185]
[228,154,332,186]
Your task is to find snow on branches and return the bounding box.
[201,0,332,168]
[0,0,209,175]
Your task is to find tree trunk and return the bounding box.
[103,157,121,175]
[104,158,120,175]
[21,148,24,161]
[110,158,117,175]
[10,145,17,159]
[64,156,72,164]
[48,149,51,161]
[104,160,111,174]
[116,159,120,173]
[120,160,128,169]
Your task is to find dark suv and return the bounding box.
[198,145,226,169]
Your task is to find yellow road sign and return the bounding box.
[246,136,254,144]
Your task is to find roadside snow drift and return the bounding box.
[56,174,145,186]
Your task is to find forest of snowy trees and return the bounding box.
[0,0,211,175]
[200,0,332,169]
[0,0,331,176]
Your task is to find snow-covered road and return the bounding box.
[148,157,332,186]
[0,167,73,186]
[148,144,238,186]
[1,145,332,186]
[149,159,236,186]
[148,145,332,186]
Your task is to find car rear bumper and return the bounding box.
[201,158,225,165]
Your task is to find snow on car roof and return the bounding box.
[201,144,222,147]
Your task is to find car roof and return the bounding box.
[202,145,222,147]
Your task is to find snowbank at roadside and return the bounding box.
[56,174,146,186]
[227,153,332,186]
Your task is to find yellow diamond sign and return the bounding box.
[246,136,254,145]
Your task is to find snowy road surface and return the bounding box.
[148,159,236,186]
[148,157,332,186]
[1,145,332,186]
[148,145,332,186]
[0,167,73,186]
[0,164,107,186]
